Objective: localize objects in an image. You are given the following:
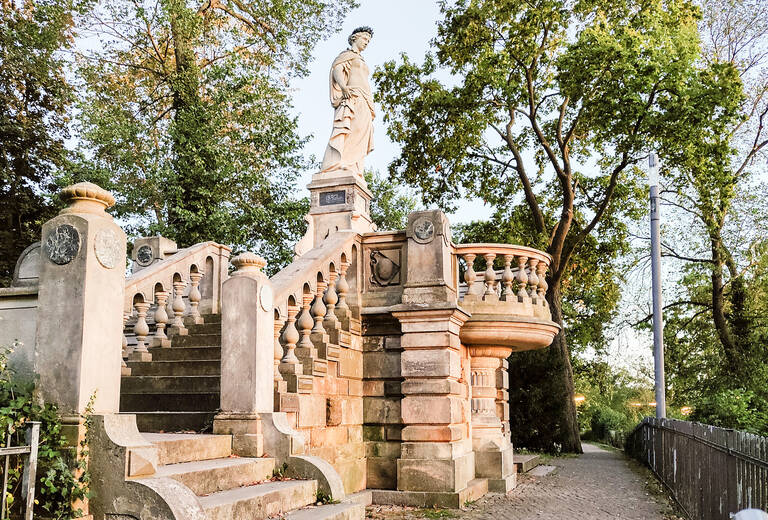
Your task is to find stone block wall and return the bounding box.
[361,313,403,490]
[278,321,367,494]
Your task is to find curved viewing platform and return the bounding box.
[454,243,560,353]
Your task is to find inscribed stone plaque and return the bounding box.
[319,190,346,206]
[412,217,435,244]
[136,244,154,267]
[44,224,80,265]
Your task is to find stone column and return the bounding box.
[468,346,516,492]
[391,210,477,500]
[35,182,126,420]
[214,252,274,457]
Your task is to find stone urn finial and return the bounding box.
[231,252,267,275]
[59,182,116,216]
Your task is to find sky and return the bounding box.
[289,0,494,224]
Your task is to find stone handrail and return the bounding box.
[122,241,230,361]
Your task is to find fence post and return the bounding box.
[22,422,40,520]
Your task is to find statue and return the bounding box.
[320,26,375,178]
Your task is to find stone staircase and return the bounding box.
[121,314,222,432]
[138,433,365,519]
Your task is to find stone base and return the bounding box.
[167,325,188,336]
[121,365,131,376]
[213,413,263,457]
[474,445,515,482]
[371,478,488,509]
[151,336,171,348]
[129,351,152,362]
[397,450,474,493]
[487,473,516,493]
[184,315,204,326]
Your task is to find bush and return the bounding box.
[0,344,89,519]
[690,389,768,435]
[588,404,630,441]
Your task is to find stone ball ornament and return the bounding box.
[44,224,80,265]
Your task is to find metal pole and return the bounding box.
[649,152,666,419]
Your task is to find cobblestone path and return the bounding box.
[367,443,678,520]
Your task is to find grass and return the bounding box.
[417,509,457,519]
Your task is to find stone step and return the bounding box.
[120,392,219,412]
[134,411,216,433]
[126,360,220,376]
[187,322,221,335]
[285,502,365,520]
[513,454,541,473]
[172,334,222,348]
[201,314,221,324]
[142,433,232,465]
[199,479,317,520]
[148,346,221,361]
[154,457,276,496]
[120,375,220,393]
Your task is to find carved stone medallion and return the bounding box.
[136,245,154,267]
[44,224,80,265]
[94,229,122,269]
[260,284,273,312]
[370,250,401,287]
[412,217,435,244]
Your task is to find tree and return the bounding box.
[365,169,420,231]
[68,0,356,263]
[0,0,85,285]
[375,0,705,451]
[629,0,768,430]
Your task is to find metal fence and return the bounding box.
[0,422,40,520]
[626,417,768,520]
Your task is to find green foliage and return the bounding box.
[69,0,356,267]
[365,170,420,231]
[315,489,339,505]
[374,0,706,452]
[0,344,89,518]
[0,0,88,285]
[691,389,768,435]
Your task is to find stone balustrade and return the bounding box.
[122,241,230,364]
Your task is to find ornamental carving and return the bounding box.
[412,216,435,244]
[44,224,80,265]
[136,245,154,267]
[370,250,401,287]
[94,229,122,269]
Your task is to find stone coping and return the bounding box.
[0,285,39,297]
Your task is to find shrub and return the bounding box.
[0,343,89,518]
[690,389,768,435]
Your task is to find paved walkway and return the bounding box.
[367,443,678,520]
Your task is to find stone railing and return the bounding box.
[268,231,360,393]
[122,241,230,362]
[454,243,551,321]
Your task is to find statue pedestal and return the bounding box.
[306,170,375,249]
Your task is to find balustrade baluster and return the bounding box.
[280,304,301,366]
[527,259,540,301]
[536,261,548,305]
[274,317,285,382]
[187,270,204,324]
[131,300,151,361]
[501,254,515,301]
[463,253,476,298]
[516,256,529,301]
[336,261,350,312]
[311,279,327,333]
[298,292,314,348]
[324,271,339,324]
[152,290,170,347]
[121,312,130,375]
[169,279,188,335]
[483,253,497,298]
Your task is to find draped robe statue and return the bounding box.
[320,28,375,177]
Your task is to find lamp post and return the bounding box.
[649,152,666,419]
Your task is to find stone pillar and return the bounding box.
[35,182,126,420]
[468,346,516,492]
[391,210,476,499]
[214,252,274,457]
